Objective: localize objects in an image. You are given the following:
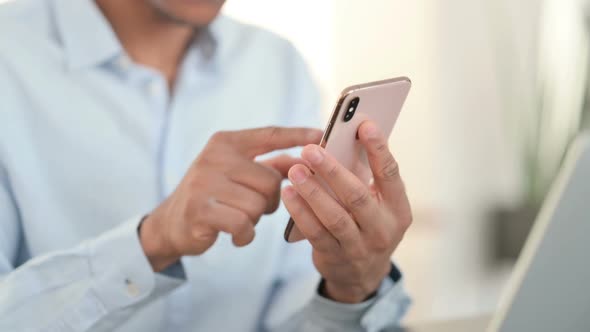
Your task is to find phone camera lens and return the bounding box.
[343,97,360,122]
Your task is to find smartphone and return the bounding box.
[283,76,411,242]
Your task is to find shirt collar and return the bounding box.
[52,0,122,70]
[51,0,226,71]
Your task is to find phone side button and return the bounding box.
[323,122,333,144]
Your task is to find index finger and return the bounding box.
[258,154,307,178]
[226,127,323,157]
[300,144,379,229]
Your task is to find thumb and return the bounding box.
[259,154,309,178]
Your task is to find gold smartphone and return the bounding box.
[284,76,411,242]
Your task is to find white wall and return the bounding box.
[225,0,543,323]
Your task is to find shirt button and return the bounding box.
[125,278,140,297]
[147,81,162,97]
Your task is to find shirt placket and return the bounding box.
[119,57,172,201]
[146,77,171,201]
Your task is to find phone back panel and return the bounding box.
[323,77,411,184]
[285,77,411,242]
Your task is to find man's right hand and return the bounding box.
[139,127,322,271]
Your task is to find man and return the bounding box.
[0,0,412,331]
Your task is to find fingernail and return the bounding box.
[282,186,297,199]
[364,123,378,139]
[304,145,324,165]
[290,167,308,184]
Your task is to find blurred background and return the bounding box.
[1,0,587,325]
[222,0,589,324]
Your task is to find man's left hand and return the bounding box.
[282,120,412,303]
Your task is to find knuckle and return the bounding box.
[258,126,281,150]
[402,210,413,228]
[190,225,219,246]
[209,131,227,144]
[307,228,324,244]
[319,241,339,254]
[289,199,306,217]
[327,213,349,234]
[231,216,252,235]
[375,141,388,153]
[270,172,283,188]
[345,189,371,209]
[261,174,282,198]
[245,231,256,244]
[372,231,393,251]
[242,208,261,222]
[306,185,321,199]
[246,194,267,218]
[183,201,195,221]
[235,233,255,247]
[197,153,220,168]
[326,163,339,177]
[379,155,400,181]
[186,176,200,190]
[266,126,281,141]
[265,195,281,214]
[397,212,413,233]
[232,225,255,247]
[191,196,212,220]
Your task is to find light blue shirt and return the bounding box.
[0,0,410,331]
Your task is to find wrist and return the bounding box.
[138,215,180,272]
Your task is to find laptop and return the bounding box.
[395,132,590,332]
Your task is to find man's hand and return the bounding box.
[140,127,322,271]
[282,120,412,303]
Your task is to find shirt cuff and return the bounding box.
[86,216,185,312]
[158,260,186,280]
[307,291,375,325]
[361,281,411,332]
[309,263,410,331]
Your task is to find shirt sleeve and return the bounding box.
[0,165,185,331]
[263,239,411,332]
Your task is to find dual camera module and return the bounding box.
[343,97,360,122]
